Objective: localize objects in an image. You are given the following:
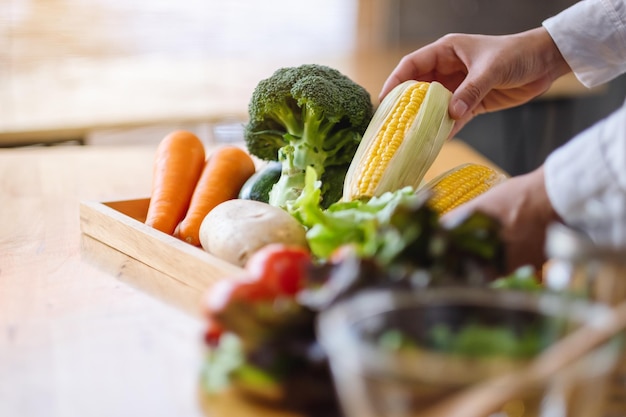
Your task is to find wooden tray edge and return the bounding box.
[79,199,245,291]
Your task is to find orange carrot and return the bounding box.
[145,130,206,235]
[178,146,256,246]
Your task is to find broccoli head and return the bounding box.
[244,64,374,208]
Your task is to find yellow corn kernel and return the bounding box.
[353,82,429,197]
[343,80,454,201]
[426,163,507,214]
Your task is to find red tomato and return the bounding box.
[203,319,224,347]
[202,244,313,344]
[245,244,312,296]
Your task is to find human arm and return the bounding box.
[380,0,626,136]
[379,28,570,135]
[543,0,626,88]
[545,102,626,248]
[525,0,626,250]
[443,101,626,272]
[417,0,626,272]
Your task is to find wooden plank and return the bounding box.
[80,233,205,318]
[79,199,245,292]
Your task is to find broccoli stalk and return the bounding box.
[244,64,373,208]
[270,145,302,207]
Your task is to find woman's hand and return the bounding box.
[380,27,571,136]
[442,166,562,273]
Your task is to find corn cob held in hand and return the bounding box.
[343,80,454,201]
[423,163,508,214]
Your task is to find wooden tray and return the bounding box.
[79,198,245,293]
[77,141,503,303]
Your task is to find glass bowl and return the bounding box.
[317,287,621,417]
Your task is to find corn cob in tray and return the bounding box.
[426,163,508,214]
[343,80,506,209]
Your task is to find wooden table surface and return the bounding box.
[0,138,498,417]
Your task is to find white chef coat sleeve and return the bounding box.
[543,0,626,88]
[542,0,626,247]
[545,101,626,247]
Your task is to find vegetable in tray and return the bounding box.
[178,146,256,246]
[145,131,206,235]
[144,132,256,246]
[343,80,454,201]
[243,64,374,209]
[199,199,308,267]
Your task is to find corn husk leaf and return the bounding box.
[343,80,454,201]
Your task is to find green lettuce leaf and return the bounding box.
[287,167,420,260]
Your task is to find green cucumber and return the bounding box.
[239,162,348,208]
[238,161,282,203]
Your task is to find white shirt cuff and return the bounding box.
[543,0,626,88]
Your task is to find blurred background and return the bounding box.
[2,0,625,175]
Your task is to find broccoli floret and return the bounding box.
[244,64,374,208]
